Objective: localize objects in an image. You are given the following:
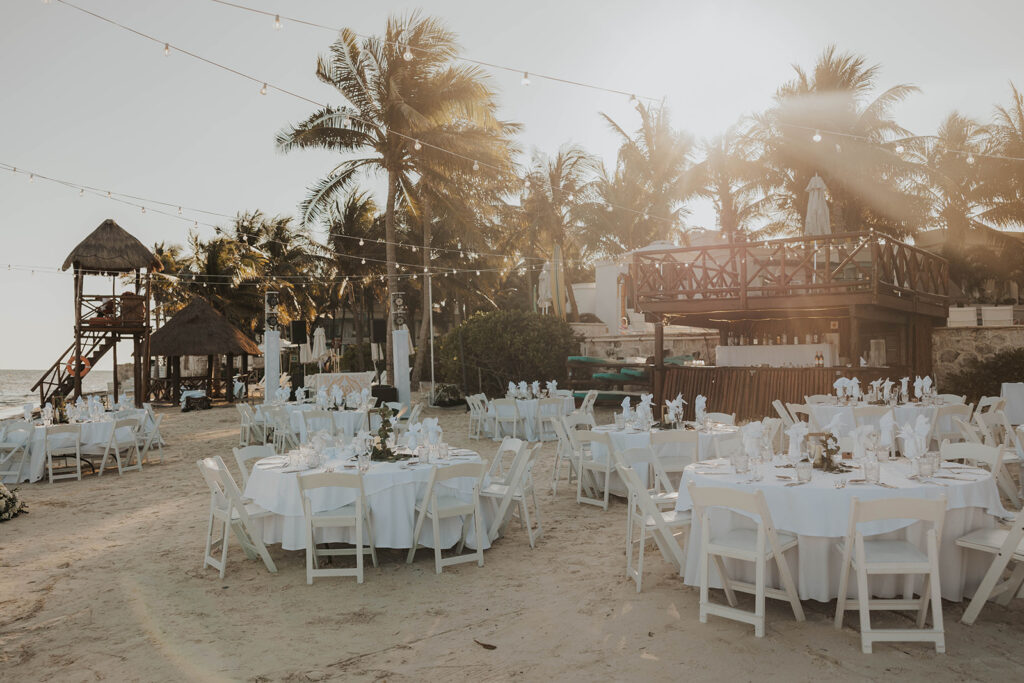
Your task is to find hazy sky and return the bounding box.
[2,0,1022,371]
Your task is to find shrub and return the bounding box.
[432,383,465,407]
[438,311,580,396]
[944,347,1024,403]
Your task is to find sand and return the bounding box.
[2,400,1023,682]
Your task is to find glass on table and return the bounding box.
[732,452,750,474]
[614,414,625,430]
[864,459,880,484]
[796,460,813,483]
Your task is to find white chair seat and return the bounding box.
[645,508,691,528]
[233,502,272,521]
[308,503,359,525]
[651,491,679,506]
[956,528,1024,560]
[480,483,511,498]
[859,539,930,566]
[417,495,475,516]
[0,440,26,448]
[710,528,797,554]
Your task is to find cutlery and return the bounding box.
[785,481,808,487]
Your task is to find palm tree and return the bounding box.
[520,144,599,319]
[276,12,511,381]
[752,45,924,236]
[150,241,186,325]
[989,83,1024,229]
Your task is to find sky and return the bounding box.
[1,0,1022,371]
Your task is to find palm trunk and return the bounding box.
[384,169,398,385]
[560,240,579,321]
[411,195,432,391]
[348,286,365,371]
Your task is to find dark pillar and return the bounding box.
[206,354,215,399]
[226,353,235,402]
[171,356,181,405]
[112,338,119,398]
[654,317,665,408]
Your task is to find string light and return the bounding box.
[260,82,267,95]
[966,153,976,165]
[273,14,281,30]
[521,71,530,86]
[895,144,905,154]
[177,206,182,215]
[360,258,366,264]
[163,42,170,56]
[358,238,365,246]
[812,130,822,143]
[79,188,84,197]
[472,161,479,171]
[403,45,413,61]
[141,206,146,214]
[413,140,422,151]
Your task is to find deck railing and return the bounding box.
[633,232,948,310]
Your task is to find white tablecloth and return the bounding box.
[715,343,835,368]
[255,404,382,442]
[1001,383,1024,425]
[244,450,499,551]
[676,458,1007,602]
[487,396,575,441]
[7,409,149,483]
[811,403,940,438]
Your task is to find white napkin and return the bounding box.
[517,381,529,399]
[900,377,909,399]
[859,356,868,367]
[118,393,129,409]
[546,380,558,394]
[507,381,516,397]
[913,376,924,400]
[620,396,631,419]
[664,393,686,422]
[898,422,920,459]
[405,422,423,450]
[421,417,442,445]
[833,377,849,398]
[922,376,933,394]
[23,404,33,421]
[346,391,361,408]
[786,421,809,461]
[76,396,87,409]
[741,421,764,458]
[695,395,707,423]
[848,377,861,400]
[361,387,371,406]
[879,411,895,447]
[531,381,540,397]
[882,379,894,401]
[276,387,290,403]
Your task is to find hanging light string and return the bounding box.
[206,0,658,103]
[780,122,1024,163]
[49,0,678,229]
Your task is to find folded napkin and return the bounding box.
[859,356,868,367]
[276,387,291,403]
[361,387,371,405]
[833,377,850,398]
[517,381,529,398]
[331,386,344,407]
[898,422,922,460]
[786,421,809,461]
[22,404,33,421]
[295,386,306,403]
[900,377,909,399]
[879,411,895,447]
[531,381,540,397]
[421,417,443,445]
[620,396,631,419]
[664,393,686,422]
[347,391,362,409]
[695,395,707,423]
[922,376,933,394]
[405,422,423,450]
[76,396,86,409]
[913,376,924,400]
[508,381,517,397]
[741,421,764,458]
[882,379,894,401]
[546,380,558,394]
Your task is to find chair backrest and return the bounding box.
[237,403,254,422]
[649,429,699,468]
[564,412,596,430]
[45,423,81,452]
[580,389,599,414]
[760,417,782,446]
[705,412,736,426]
[233,444,275,488]
[296,470,365,515]
[939,440,1005,475]
[852,405,893,425]
[937,394,966,405]
[551,417,572,455]
[773,400,795,429]
[537,397,563,417]
[487,437,526,480]
[407,403,423,424]
[935,403,972,424]
[620,447,674,495]
[688,482,774,529]
[2,423,33,445]
[847,496,946,545]
[618,463,669,520]
[787,403,812,422]
[977,396,1005,414]
[649,429,699,447]
[302,410,334,434]
[426,460,485,492]
[804,394,832,405]
[111,417,141,444]
[954,416,983,444]
[197,455,252,522]
[575,429,612,450]
[491,398,519,418]
[464,395,480,416]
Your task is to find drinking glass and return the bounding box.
[918,457,935,478]
[614,414,625,430]
[796,460,812,483]
[864,460,880,484]
[732,452,750,474]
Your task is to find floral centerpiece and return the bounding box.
[1,484,28,521]
[369,405,415,462]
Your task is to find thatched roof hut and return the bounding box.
[62,219,159,274]
[150,298,261,357]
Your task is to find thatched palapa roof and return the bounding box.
[62,219,159,274]
[150,298,261,357]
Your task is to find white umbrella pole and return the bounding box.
[428,272,436,407]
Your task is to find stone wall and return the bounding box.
[932,326,1024,388]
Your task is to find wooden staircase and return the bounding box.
[32,331,118,406]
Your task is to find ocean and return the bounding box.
[0,368,114,419]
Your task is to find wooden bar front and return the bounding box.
[661,365,909,422]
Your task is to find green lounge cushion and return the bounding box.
[568,355,607,364]
[621,367,648,378]
[592,372,633,382]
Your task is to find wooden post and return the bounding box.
[74,270,83,400]
[112,338,119,398]
[654,317,665,405]
[207,354,215,399]
[226,353,235,402]
[172,356,181,405]
[848,308,860,366]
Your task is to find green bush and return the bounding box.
[944,347,1024,403]
[438,311,580,396]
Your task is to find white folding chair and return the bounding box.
[46,424,83,483]
[956,505,1024,625]
[576,430,615,510]
[760,417,783,454]
[712,433,742,461]
[491,398,523,440]
[465,395,484,439]
[834,496,946,654]
[233,444,275,489]
[579,389,599,416]
[620,446,677,509]
[550,418,579,494]
[618,462,690,592]
[407,462,486,574]
[564,410,596,430]
[0,423,32,483]
[706,412,736,426]
[649,429,699,476]
[296,470,377,584]
[804,394,833,405]
[269,407,299,453]
[236,403,264,446]
[535,397,564,440]
[939,440,1017,507]
[301,409,336,442]
[787,403,819,431]
[84,418,141,476]
[481,444,543,547]
[485,437,526,482]
[931,403,973,448]
[773,400,795,429]
[197,456,277,578]
[977,396,1006,416]
[140,414,165,464]
[688,482,805,637]
[937,394,966,405]
[954,416,983,444]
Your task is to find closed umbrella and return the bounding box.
[311,327,328,361]
[804,174,831,236]
[551,244,566,320]
[537,262,553,313]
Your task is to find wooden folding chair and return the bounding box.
[232,444,275,489]
[618,462,690,592]
[407,462,486,574]
[956,506,1024,624]
[297,470,377,584]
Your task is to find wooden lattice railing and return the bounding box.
[633,232,948,309]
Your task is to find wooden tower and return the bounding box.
[32,219,158,408]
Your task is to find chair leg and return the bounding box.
[432,513,443,574]
[712,555,738,606]
[407,508,427,564]
[219,519,230,579]
[855,559,873,654]
[637,524,647,593]
[835,559,850,629]
[355,514,364,584]
[699,542,710,624]
[774,548,805,622]
[754,552,766,637]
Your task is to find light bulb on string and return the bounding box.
[164,43,170,56]
[521,71,530,86]
[361,258,366,265]
[358,238,365,246]
[260,83,267,95]
[472,161,480,171]
[476,270,481,276]
[341,114,350,127]
[28,174,34,182]
[895,144,905,155]
[106,191,111,197]
[966,153,976,165]
[79,189,84,197]
[141,206,146,214]
[273,15,281,30]
[413,140,422,151]
[812,130,822,143]
[403,46,413,61]
[412,245,418,252]
[177,206,182,215]
[606,203,613,213]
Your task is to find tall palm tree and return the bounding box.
[989,83,1024,229]
[276,12,511,381]
[520,144,599,319]
[752,45,925,236]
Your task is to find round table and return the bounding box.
[254,404,382,442]
[676,458,1007,602]
[487,396,575,441]
[810,403,942,436]
[244,449,498,551]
